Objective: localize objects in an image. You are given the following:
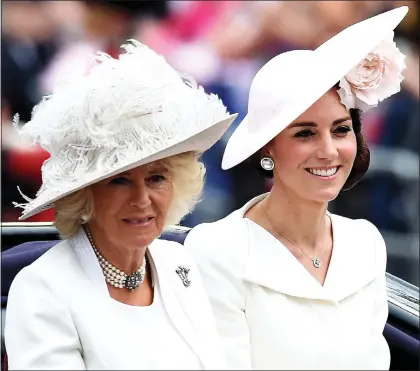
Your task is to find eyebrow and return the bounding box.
[147,165,168,173]
[288,116,352,128]
[116,171,130,176]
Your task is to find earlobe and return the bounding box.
[81,214,90,224]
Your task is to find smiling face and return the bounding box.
[88,162,173,249]
[265,88,357,203]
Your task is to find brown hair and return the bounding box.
[342,108,370,191]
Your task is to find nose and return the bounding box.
[130,182,152,209]
[315,134,339,160]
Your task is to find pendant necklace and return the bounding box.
[262,199,327,268]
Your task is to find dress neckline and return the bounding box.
[240,193,336,289]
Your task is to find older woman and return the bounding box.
[4,40,237,370]
[184,7,408,370]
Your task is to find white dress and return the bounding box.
[107,280,202,370]
[5,229,225,370]
[185,194,390,370]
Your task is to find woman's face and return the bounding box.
[88,162,173,249]
[266,89,357,203]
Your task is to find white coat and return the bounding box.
[185,194,390,370]
[5,229,226,370]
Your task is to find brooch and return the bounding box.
[176,265,191,287]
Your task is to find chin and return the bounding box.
[125,229,160,247]
[121,220,162,241]
[305,186,342,203]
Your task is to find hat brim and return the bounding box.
[19,113,237,220]
[221,6,408,170]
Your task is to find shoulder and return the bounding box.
[148,238,198,268]
[7,241,76,319]
[331,213,385,249]
[29,239,81,275]
[151,237,184,251]
[150,237,189,256]
[8,239,81,298]
[331,213,387,272]
[185,194,266,253]
[186,208,248,246]
[184,210,250,286]
[14,239,70,273]
[186,209,248,252]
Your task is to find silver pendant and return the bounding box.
[176,266,191,287]
[312,258,321,268]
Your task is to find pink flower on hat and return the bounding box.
[337,32,406,112]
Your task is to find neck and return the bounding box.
[263,185,329,251]
[85,226,147,274]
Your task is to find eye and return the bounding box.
[147,174,167,183]
[294,129,315,138]
[109,177,130,185]
[334,125,352,135]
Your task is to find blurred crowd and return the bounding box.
[1,1,419,283]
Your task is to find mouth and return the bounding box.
[305,166,341,178]
[122,216,154,226]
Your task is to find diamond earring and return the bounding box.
[260,157,274,171]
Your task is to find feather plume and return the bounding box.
[12,39,233,218]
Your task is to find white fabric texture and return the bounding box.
[5,231,225,370]
[101,281,202,369]
[185,194,390,370]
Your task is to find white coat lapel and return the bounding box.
[244,218,332,301]
[70,229,110,296]
[148,241,220,369]
[243,213,377,302]
[167,261,225,369]
[234,195,329,300]
[322,214,377,301]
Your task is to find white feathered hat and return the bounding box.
[222,6,408,170]
[13,40,237,220]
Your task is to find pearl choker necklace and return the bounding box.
[84,227,146,291]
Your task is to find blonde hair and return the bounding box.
[53,152,205,239]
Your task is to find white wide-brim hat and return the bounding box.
[14,40,237,220]
[222,6,408,170]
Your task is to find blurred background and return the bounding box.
[1,0,419,286]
